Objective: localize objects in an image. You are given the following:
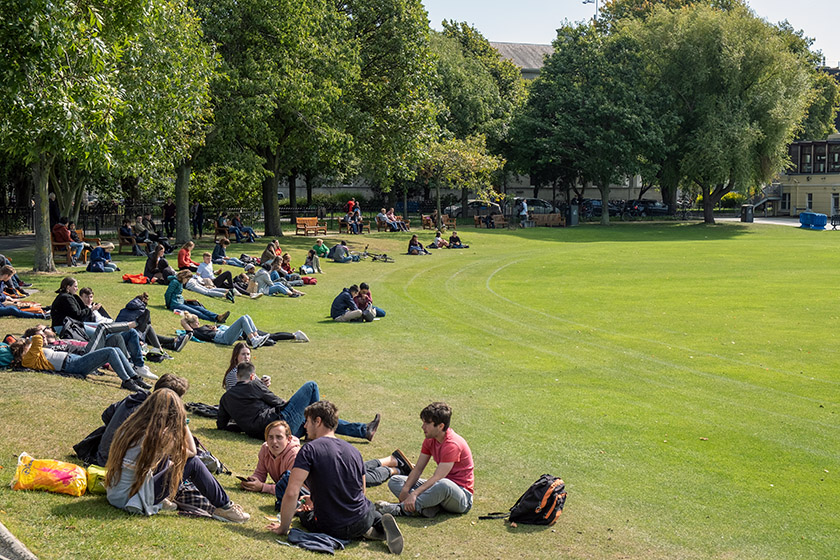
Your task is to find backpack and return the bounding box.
[86,259,106,273]
[480,474,566,526]
[61,317,90,342]
[194,436,230,475]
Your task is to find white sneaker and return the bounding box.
[293,330,309,343]
[134,365,159,381]
[250,293,263,299]
[250,334,270,348]
[212,502,250,523]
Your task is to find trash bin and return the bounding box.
[566,204,579,227]
[740,204,754,223]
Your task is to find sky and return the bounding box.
[420,0,840,67]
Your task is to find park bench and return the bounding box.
[214,223,229,241]
[51,230,101,265]
[376,215,410,232]
[295,217,327,236]
[442,214,456,230]
[338,219,371,235]
[421,215,433,229]
[533,214,565,227]
[118,229,151,255]
[492,214,508,228]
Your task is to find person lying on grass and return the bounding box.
[164,270,230,324]
[180,312,270,349]
[375,402,474,520]
[115,292,191,356]
[105,388,250,523]
[245,263,305,298]
[217,362,380,441]
[11,332,150,392]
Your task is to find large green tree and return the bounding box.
[621,3,814,223]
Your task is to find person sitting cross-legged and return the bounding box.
[216,362,380,442]
[331,284,374,322]
[266,401,404,555]
[375,402,474,520]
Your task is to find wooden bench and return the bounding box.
[442,214,456,229]
[338,220,371,234]
[214,224,229,241]
[118,229,151,255]
[50,233,75,266]
[533,214,565,227]
[492,214,509,228]
[421,215,433,229]
[295,217,327,236]
[376,216,392,232]
[77,230,101,261]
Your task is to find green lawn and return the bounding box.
[0,222,837,560]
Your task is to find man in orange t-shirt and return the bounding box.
[375,402,474,518]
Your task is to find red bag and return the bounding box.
[122,273,150,284]
[302,277,317,285]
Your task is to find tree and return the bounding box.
[797,71,840,141]
[508,23,664,225]
[417,135,504,228]
[621,3,814,223]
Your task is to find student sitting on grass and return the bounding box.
[144,245,175,283]
[115,292,191,355]
[300,249,323,274]
[217,362,380,442]
[197,252,235,290]
[0,266,47,319]
[448,231,468,249]
[407,235,430,255]
[429,231,449,249]
[212,238,245,267]
[105,388,250,523]
[260,240,281,269]
[177,241,200,272]
[12,332,150,392]
[312,239,329,259]
[331,285,375,322]
[164,270,230,324]
[354,282,385,318]
[180,312,270,349]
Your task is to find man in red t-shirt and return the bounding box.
[375,402,474,518]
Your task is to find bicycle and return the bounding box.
[676,201,694,220]
[353,245,395,263]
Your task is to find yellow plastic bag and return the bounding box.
[86,464,107,495]
[11,452,87,497]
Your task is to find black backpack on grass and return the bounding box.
[480,474,566,526]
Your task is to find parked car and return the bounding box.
[444,199,502,217]
[514,198,561,215]
[635,199,670,216]
[586,199,622,218]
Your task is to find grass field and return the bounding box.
[0,222,838,560]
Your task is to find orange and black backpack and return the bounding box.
[480,474,566,526]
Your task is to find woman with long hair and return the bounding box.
[144,244,174,283]
[105,389,249,522]
[177,241,199,272]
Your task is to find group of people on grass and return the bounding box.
[4,211,485,554]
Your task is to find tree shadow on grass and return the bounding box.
[481,221,754,244]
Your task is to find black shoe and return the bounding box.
[121,378,144,392]
[391,449,414,475]
[225,289,235,303]
[381,514,403,555]
[175,332,192,352]
[18,281,32,288]
[365,413,381,442]
[132,376,152,390]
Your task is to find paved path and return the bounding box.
[0,235,36,253]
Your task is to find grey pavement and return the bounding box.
[0,235,36,253]
[0,520,38,560]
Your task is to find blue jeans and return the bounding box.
[373,307,385,317]
[154,456,229,508]
[239,226,257,241]
[214,315,257,345]
[170,302,218,322]
[227,226,244,242]
[64,347,133,381]
[0,306,44,319]
[268,284,290,296]
[70,242,85,260]
[214,257,245,267]
[83,324,144,367]
[281,381,369,439]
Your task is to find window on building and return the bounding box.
[829,144,840,173]
[781,193,790,211]
[815,144,826,173]
[789,144,800,172]
[833,193,839,216]
[807,193,813,210]
[800,145,812,173]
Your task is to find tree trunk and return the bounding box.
[599,184,611,226]
[305,172,313,206]
[262,150,282,236]
[435,180,442,230]
[659,158,680,215]
[288,170,298,222]
[175,159,192,244]
[701,184,716,224]
[32,153,57,272]
[121,176,141,217]
[461,187,468,218]
[403,188,408,223]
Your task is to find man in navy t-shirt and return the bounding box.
[268,401,404,554]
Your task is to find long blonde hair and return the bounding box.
[105,389,188,499]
